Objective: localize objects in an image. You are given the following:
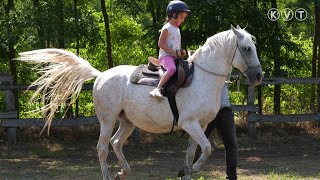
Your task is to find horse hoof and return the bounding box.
[178,166,192,177]
[115,173,122,180]
[177,168,185,177]
[182,174,191,180]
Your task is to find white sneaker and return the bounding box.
[149,88,164,100]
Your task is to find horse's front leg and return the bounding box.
[181,121,211,178]
[179,125,209,178]
[178,136,197,179]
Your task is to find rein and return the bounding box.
[192,39,237,78]
[193,61,229,77]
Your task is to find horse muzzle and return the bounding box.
[244,66,263,86]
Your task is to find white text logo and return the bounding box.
[267,8,307,21]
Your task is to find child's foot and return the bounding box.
[149,88,164,100]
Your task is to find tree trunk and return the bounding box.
[101,0,113,68]
[5,0,18,115]
[57,0,72,117]
[33,0,46,48]
[74,0,79,55]
[57,0,65,49]
[148,0,159,54]
[5,0,16,83]
[155,0,162,54]
[74,0,80,117]
[314,2,320,112]
[312,2,319,112]
[271,0,281,115]
[271,0,277,7]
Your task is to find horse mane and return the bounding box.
[188,29,256,63]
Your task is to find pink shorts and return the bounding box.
[159,55,176,76]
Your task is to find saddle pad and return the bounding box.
[130,65,160,86]
[130,61,194,88]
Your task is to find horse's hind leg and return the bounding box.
[97,114,118,180]
[111,115,135,180]
[181,121,211,177]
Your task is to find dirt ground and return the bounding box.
[0,126,320,180]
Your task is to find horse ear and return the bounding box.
[231,25,244,40]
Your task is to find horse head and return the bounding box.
[231,25,263,85]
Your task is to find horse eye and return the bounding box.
[243,46,251,52]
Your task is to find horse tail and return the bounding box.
[15,48,102,135]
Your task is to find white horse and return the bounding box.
[16,25,262,180]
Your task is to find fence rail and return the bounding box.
[2,116,99,127]
[1,74,320,144]
[261,77,320,85]
[248,113,320,123]
[246,77,320,137]
[0,84,94,90]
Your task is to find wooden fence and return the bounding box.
[246,77,320,137]
[1,73,320,145]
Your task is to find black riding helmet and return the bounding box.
[166,1,191,19]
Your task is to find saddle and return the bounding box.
[130,57,194,126]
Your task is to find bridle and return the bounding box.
[193,38,261,78]
[236,42,262,75]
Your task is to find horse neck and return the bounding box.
[188,39,236,100]
[194,39,236,79]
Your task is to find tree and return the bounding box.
[3,0,19,115]
[33,0,45,48]
[271,0,282,115]
[74,0,80,117]
[0,0,316,117]
[101,0,113,68]
[314,1,320,111]
[4,0,16,82]
[146,0,160,54]
[57,0,65,49]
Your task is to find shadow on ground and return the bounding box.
[0,125,319,179]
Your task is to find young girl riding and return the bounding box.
[149,0,190,100]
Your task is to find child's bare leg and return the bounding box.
[149,56,176,100]
[158,72,172,88]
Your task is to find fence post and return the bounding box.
[3,75,17,145]
[247,85,256,138]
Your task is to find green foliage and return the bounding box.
[77,91,95,116]
[0,0,317,117]
[110,12,155,65]
[0,92,5,111]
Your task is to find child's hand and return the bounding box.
[177,49,186,58]
[180,49,187,57]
